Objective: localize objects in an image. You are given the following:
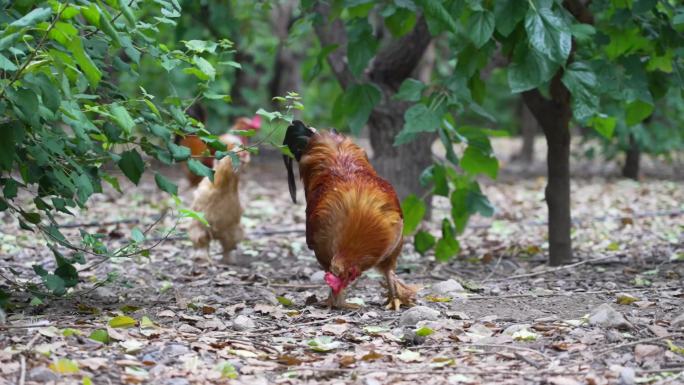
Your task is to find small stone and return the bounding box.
[29,366,58,382]
[430,279,464,295]
[634,344,663,364]
[618,366,635,385]
[161,343,190,358]
[398,306,440,326]
[502,324,532,337]
[604,282,618,290]
[177,324,201,334]
[233,315,256,331]
[589,303,633,330]
[310,271,326,283]
[92,287,118,304]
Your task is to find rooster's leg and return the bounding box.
[383,271,402,311]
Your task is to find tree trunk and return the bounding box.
[514,100,537,163]
[622,134,640,180]
[368,104,433,202]
[268,0,301,109]
[312,8,433,204]
[523,75,573,266]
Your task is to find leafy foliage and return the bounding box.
[0,0,240,299]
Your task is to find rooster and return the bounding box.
[177,115,261,186]
[283,120,416,310]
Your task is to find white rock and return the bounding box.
[29,367,58,382]
[233,315,256,331]
[589,303,633,329]
[399,306,440,326]
[430,279,464,295]
[502,324,532,336]
[619,366,635,385]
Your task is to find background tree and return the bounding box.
[0,0,242,297]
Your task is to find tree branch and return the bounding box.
[312,2,354,89]
[563,0,594,25]
[369,17,431,90]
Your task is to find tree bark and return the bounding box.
[622,134,640,180]
[514,100,537,163]
[268,0,302,109]
[523,74,573,266]
[313,4,434,205]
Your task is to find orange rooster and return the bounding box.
[177,115,261,186]
[283,121,417,310]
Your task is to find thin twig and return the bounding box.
[18,355,26,385]
[56,218,142,228]
[409,343,551,361]
[484,255,617,282]
[465,285,681,301]
[595,334,684,357]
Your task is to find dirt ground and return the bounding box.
[0,138,683,385]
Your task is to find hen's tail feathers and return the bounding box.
[282,120,314,203]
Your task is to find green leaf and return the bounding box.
[10,7,52,28]
[110,104,135,135]
[625,100,653,126]
[276,296,294,307]
[394,104,442,145]
[588,115,617,139]
[184,40,218,53]
[432,164,449,196]
[48,21,78,45]
[81,4,101,27]
[394,78,425,102]
[89,329,110,344]
[346,19,378,77]
[417,0,458,33]
[49,358,79,374]
[494,1,527,36]
[117,150,145,185]
[45,274,66,295]
[385,7,417,37]
[435,236,459,262]
[561,61,599,123]
[415,326,434,337]
[0,53,17,71]
[0,122,25,170]
[401,194,426,235]
[460,146,498,179]
[187,159,214,182]
[168,143,192,161]
[524,6,571,64]
[340,84,381,135]
[109,315,137,328]
[68,37,102,88]
[154,173,178,195]
[414,230,436,254]
[7,88,40,128]
[508,43,557,93]
[131,227,145,243]
[193,56,216,80]
[26,73,61,113]
[467,11,495,48]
